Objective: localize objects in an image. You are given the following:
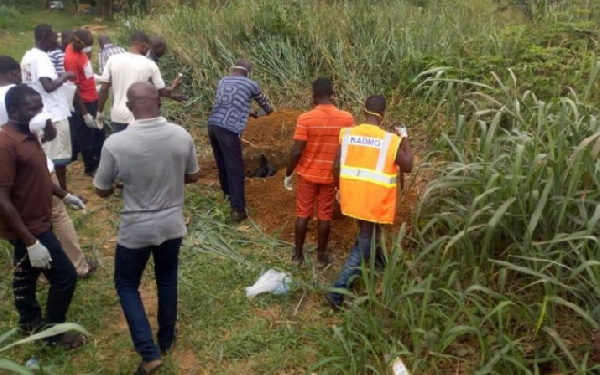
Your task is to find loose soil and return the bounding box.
[196,111,429,256]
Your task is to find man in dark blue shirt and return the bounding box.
[208,59,273,222]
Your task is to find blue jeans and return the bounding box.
[328,221,380,306]
[208,124,246,212]
[11,229,78,337]
[114,238,182,361]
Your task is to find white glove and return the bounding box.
[395,127,408,137]
[63,193,85,210]
[83,113,97,129]
[27,240,52,269]
[284,174,293,191]
[95,113,105,129]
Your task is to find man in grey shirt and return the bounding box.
[94,82,199,374]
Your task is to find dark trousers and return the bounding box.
[112,122,128,133]
[114,238,182,361]
[208,124,245,212]
[329,221,380,305]
[68,115,79,162]
[73,101,105,174]
[11,229,78,336]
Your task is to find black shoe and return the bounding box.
[20,319,46,336]
[324,294,342,313]
[160,327,177,356]
[232,210,248,222]
[84,168,97,177]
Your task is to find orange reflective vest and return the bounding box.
[339,124,402,224]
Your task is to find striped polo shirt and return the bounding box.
[294,104,354,184]
[208,76,272,134]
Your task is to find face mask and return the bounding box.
[83,46,93,54]
[29,112,47,132]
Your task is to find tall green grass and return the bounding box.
[311,65,600,373]
[125,0,599,121]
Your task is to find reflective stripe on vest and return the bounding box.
[339,166,396,188]
[341,130,395,187]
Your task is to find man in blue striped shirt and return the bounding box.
[208,59,273,222]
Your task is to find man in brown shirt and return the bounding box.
[0,85,84,349]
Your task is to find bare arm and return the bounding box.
[40,119,56,143]
[285,140,306,176]
[333,148,341,189]
[158,87,187,102]
[395,137,413,173]
[97,82,111,113]
[52,183,68,199]
[39,72,74,93]
[0,187,37,246]
[73,90,89,115]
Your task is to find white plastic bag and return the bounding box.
[245,269,292,298]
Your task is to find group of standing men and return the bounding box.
[0,24,192,374]
[0,22,413,375]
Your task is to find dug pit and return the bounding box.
[196,110,425,255]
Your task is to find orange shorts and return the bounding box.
[296,175,336,221]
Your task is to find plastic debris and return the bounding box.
[25,357,39,369]
[245,269,293,298]
[391,357,410,375]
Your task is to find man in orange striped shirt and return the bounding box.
[284,78,354,267]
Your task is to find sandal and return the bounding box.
[80,257,98,279]
[134,359,162,375]
[316,253,333,269]
[291,253,304,267]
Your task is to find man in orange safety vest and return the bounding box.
[326,95,413,310]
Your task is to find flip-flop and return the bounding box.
[79,258,98,279]
[134,359,162,375]
[316,253,334,269]
[291,254,304,266]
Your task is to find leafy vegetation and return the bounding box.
[1,0,600,373]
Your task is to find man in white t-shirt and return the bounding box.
[97,31,186,133]
[21,24,76,192]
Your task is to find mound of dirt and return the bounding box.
[195,111,426,254]
[197,110,302,179]
[241,110,301,172]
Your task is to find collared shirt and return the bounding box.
[0,125,53,240]
[208,76,273,134]
[93,117,199,249]
[98,43,126,75]
[294,104,354,184]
